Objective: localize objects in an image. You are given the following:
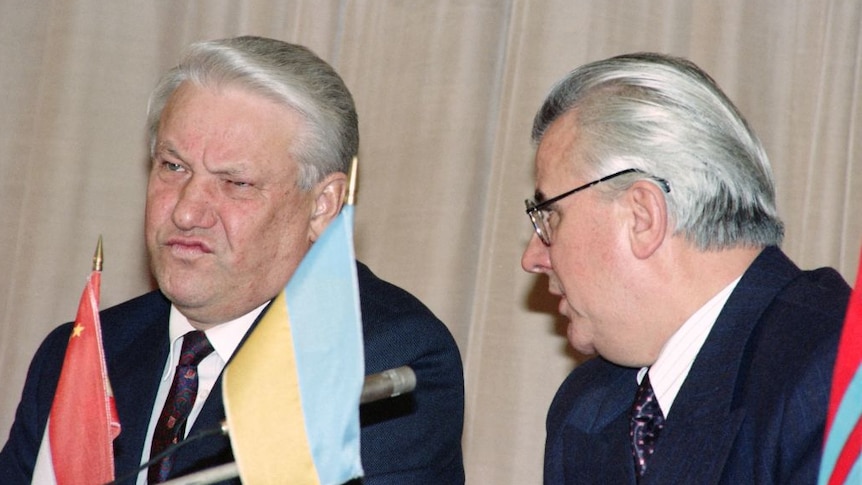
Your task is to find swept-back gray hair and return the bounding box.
[147,36,358,190]
[533,52,784,250]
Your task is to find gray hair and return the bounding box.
[146,36,358,190]
[532,52,784,250]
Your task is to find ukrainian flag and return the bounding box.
[222,202,364,485]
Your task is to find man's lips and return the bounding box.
[547,286,568,316]
[164,237,214,255]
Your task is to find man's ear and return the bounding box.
[626,181,668,259]
[309,172,347,242]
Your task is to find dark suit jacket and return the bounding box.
[544,246,851,485]
[0,261,465,484]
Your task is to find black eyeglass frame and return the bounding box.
[524,168,671,246]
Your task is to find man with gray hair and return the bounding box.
[1,36,464,484]
[521,52,850,484]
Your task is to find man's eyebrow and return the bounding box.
[212,165,251,177]
[154,143,183,160]
[154,143,251,176]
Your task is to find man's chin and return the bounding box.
[568,342,597,357]
[565,323,596,356]
[163,295,226,328]
[157,283,215,314]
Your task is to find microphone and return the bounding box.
[360,366,416,404]
[114,367,417,484]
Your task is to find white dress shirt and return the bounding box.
[638,277,741,418]
[135,302,266,484]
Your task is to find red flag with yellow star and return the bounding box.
[32,243,121,484]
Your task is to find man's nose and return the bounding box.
[521,233,551,274]
[172,177,218,230]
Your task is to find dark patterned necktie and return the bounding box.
[629,372,665,481]
[148,330,214,483]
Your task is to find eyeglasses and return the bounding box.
[524,168,670,246]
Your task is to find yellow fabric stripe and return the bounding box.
[222,291,320,484]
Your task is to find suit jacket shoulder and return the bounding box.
[544,247,851,485]
[356,261,465,484]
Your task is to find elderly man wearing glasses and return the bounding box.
[521,52,851,485]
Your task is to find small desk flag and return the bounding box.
[32,238,121,484]
[223,204,364,484]
[819,247,862,485]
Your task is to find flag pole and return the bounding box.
[93,235,103,272]
[345,156,358,206]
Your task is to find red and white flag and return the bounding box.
[32,266,121,484]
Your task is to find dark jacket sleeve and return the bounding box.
[356,262,465,485]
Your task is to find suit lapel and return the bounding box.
[102,292,172,482]
[560,367,639,484]
[643,247,800,484]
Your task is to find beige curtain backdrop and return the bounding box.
[1,1,859,483]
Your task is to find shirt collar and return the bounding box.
[641,275,741,416]
[163,301,269,379]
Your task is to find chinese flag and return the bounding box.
[33,268,121,484]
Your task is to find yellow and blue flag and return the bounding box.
[223,204,364,484]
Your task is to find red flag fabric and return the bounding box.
[819,247,862,485]
[35,270,121,484]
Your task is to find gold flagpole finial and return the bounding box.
[345,156,358,206]
[92,235,103,272]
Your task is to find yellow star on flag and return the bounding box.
[72,324,85,338]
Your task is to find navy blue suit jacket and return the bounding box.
[1,262,465,484]
[544,247,850,485]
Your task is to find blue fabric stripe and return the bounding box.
[845,457,861,485]
[285,206,364,484]
[819,365,862,485]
